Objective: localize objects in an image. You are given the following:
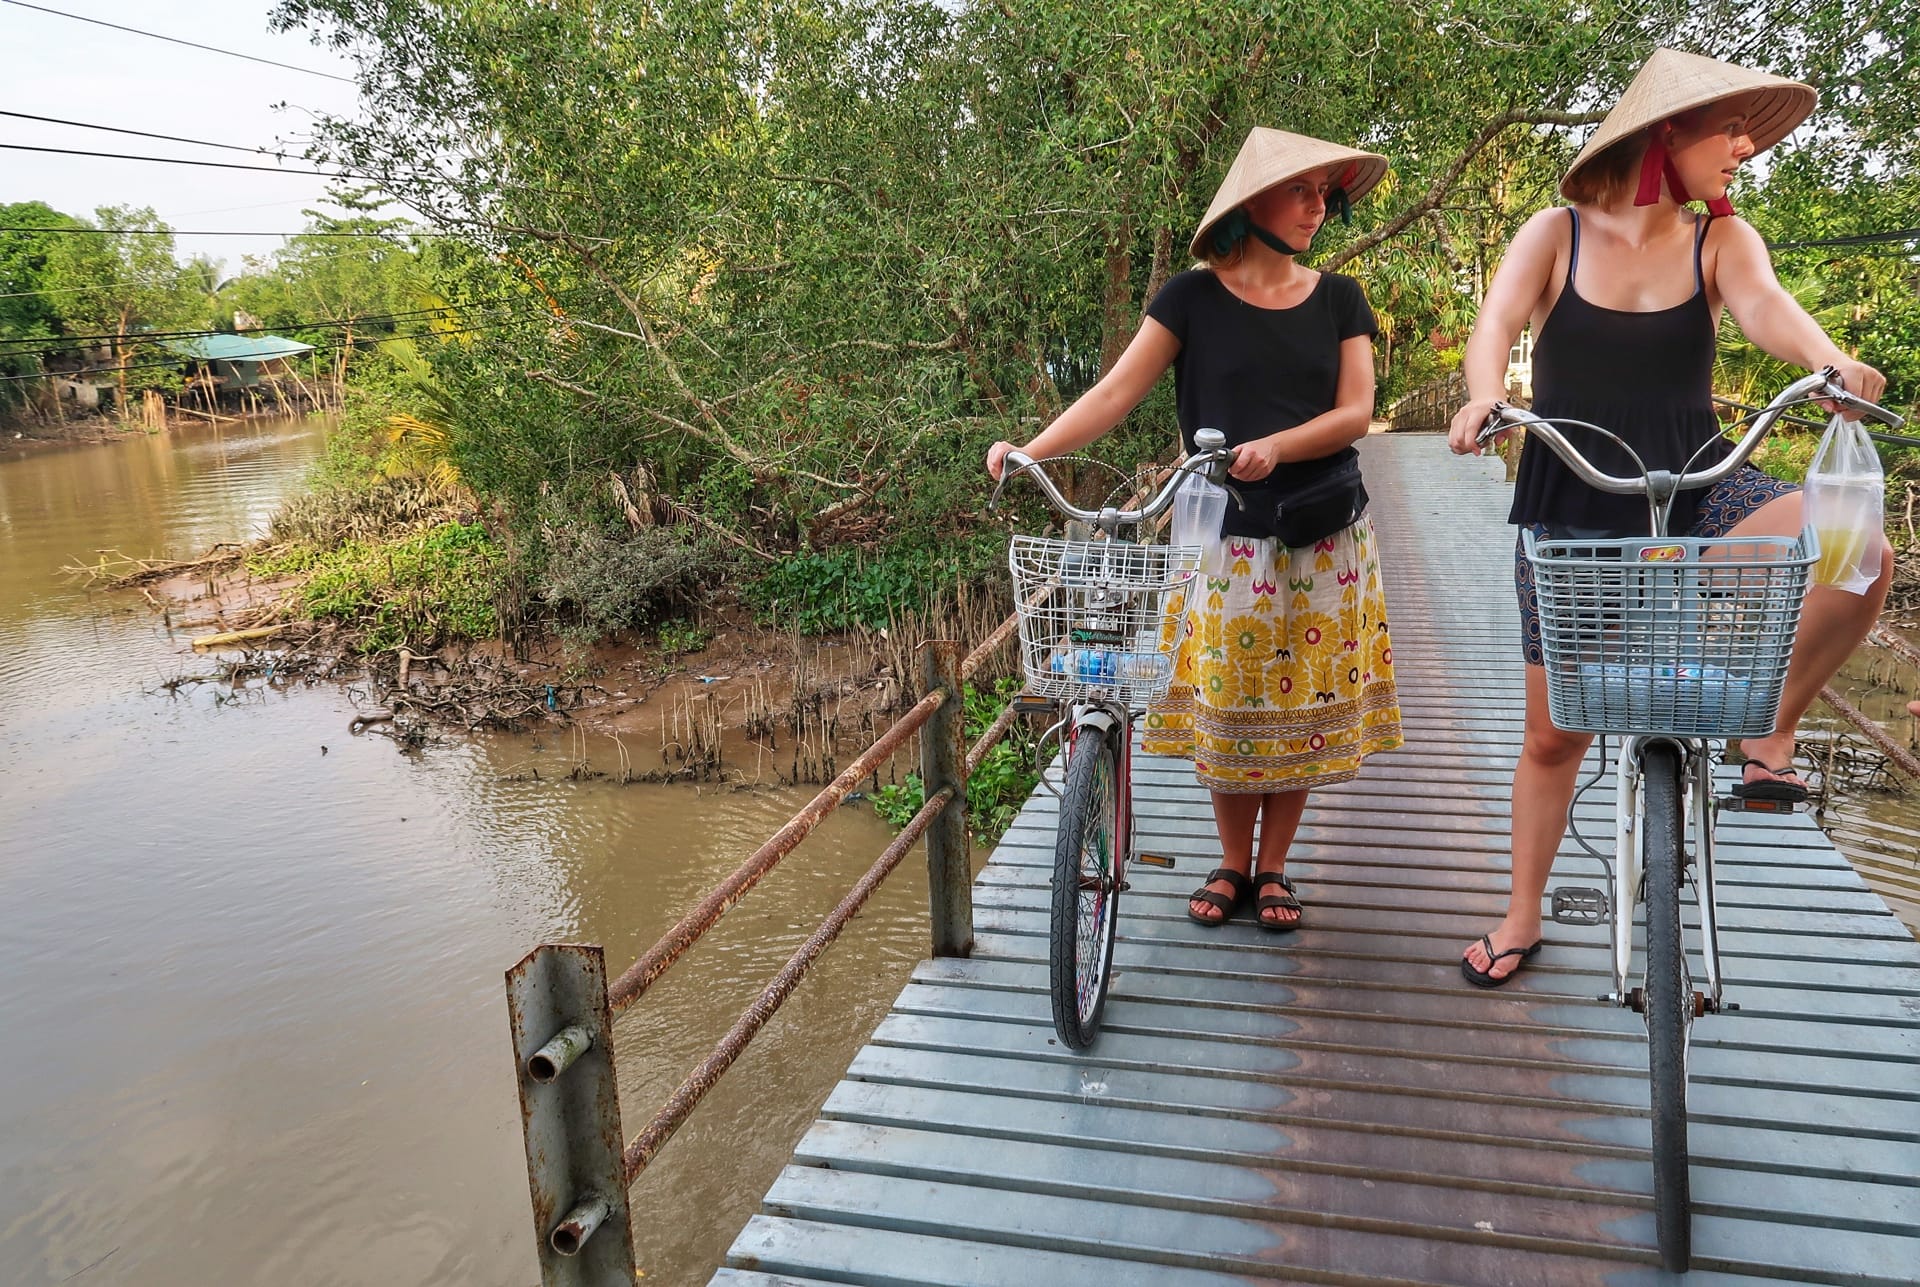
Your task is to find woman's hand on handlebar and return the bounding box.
[1448,397,1505,455]
[1820,358,1888,420]
[986,439,1019,481]
[1226,436,1275,482]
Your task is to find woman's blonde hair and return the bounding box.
[1562,110,1703,206]
[1562,134,1647,205]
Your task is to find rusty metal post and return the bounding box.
[919,638,972,957]
[505,945,636,1285]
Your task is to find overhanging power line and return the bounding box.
[0,109,313,161]
[0,225,450,239]
[0,0,356,84]
[0,142,347,177]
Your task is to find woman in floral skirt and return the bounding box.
[987,127,1403,930]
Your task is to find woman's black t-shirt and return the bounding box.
[1145,268,1377,538]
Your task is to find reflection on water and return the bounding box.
[1811,656,1920,936]
[0,420,919,1285]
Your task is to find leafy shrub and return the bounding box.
[1747,425,1819,485]
[871,679,1044,842]
[298,521,502,652]
[536,523,713,635]
[747,536,1003,633]
[657,618,712,655]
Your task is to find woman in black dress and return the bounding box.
[1447,48,1890,985]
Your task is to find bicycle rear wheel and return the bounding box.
[1049,720,1122,1050]
[1640,741,1692,1271]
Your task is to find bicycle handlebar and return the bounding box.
[990,426,1242,533]
[1475,367,1905,499]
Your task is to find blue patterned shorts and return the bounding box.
[1515,466,1799,665]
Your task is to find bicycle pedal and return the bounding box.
[1012,694,1056,716]
[1551,886,1609,925]
[1718,794,1802,815]
[1134,852,1175,869]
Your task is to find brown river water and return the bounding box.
[1,418,1914,1286]
[0,417,918,1285]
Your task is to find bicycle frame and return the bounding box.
[1486,367,1902,1018]
[1607,736,1724,1011]
[1483,368,1904,1269]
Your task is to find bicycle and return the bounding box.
[991,429,1239,1049]
[1475,368,1903,1271]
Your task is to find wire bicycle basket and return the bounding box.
[1009,534,1203,708]
[1524,528,1816,737]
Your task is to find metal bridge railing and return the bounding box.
[504,620,1021,1285]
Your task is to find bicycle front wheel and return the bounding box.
[1049,719,1123,1050]
[1641,741,1692,1271]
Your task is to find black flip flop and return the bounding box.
[1461,935,1543,988]
[1733,759,1809,804]
[1187,866,1253,926]
[1253,871,1303,933]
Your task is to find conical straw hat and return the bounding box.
[1190,128,1388,257]
[1561,48,1815,199]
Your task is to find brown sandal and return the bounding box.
[1187,867,1253,926]
[1253,871,1302,933]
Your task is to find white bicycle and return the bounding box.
[1477,367,1903,1271]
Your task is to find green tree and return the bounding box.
[40,206,200,409]
[225,209,426,396]
[0,201,84,410]
[270,0,1920,552]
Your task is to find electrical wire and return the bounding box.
[0,273,198,302]
[0,0,356,84]
[0,142,347,177]
[0,225,451,238]
[1769,227,1920,251]
[0,318,542,384]
[0,109,311,160]
[0,237,441,302]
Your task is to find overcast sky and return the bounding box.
[1,0,375,275]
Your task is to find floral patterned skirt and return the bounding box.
[1142,516,1402,793]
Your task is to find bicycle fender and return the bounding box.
[1072,708,1124,737]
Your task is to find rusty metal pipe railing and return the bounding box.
[965,697,1022,778]
[960,610,1019,681]
[526,1024,593,1083]
[605,687,946,1012]
[549,1193,612,1256]
[620,784,956,1180]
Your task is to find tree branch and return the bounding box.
[501,222,770,475]
[1323,109,1602,271]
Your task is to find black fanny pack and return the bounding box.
[1263,457,1369,547]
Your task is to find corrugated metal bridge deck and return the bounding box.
[714,434,1920,1287]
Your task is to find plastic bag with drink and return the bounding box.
[1803,412,1883,594]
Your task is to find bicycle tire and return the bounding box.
[1641,741,1692,1271]
[1049,720,1122,1050]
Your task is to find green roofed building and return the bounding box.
[157,334,315,393]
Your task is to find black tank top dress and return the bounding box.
[1508,208,1730,536]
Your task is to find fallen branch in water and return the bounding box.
[64,543,249,588]
[192,623,301,649]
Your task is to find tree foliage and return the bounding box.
[265,0,1918,553]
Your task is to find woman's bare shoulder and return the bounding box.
[1512,206,1574,248]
